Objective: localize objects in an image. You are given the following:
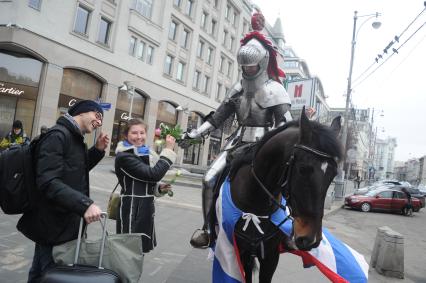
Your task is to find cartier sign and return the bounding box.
[0,82,24,96]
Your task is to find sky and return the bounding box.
[252,0,426,161]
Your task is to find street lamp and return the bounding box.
[335,11,382,198]
[120,81,135,119]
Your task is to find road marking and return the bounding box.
[149,265,162,276]
[91,185,202,211]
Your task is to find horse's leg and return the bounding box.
[258,249,280,283]
[240,252,253,283]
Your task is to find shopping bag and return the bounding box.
[52,214,144,283]
[107,182,120,220]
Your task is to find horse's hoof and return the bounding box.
[190,229,210,249]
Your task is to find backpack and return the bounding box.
[0,128,65,214]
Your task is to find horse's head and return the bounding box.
[285,109,342,250]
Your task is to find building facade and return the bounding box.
[0,0,254,170]
[373,137,397,180]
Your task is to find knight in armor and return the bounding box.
[180,21,292,248]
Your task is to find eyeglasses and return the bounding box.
[95,111,103,121]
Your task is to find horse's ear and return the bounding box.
[330,116,342,137]
[299,106,312,144]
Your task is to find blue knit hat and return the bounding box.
[68,100,103,117]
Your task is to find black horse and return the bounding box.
[229,109,342,283]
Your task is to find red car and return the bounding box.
[344,189,422,213]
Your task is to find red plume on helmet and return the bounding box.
[240,31,286,82]
[251,12,265,31]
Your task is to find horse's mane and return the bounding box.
[229,120,342,179]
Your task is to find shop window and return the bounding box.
[110,89,146,155]
[156,101,178,129]
[183,112,203,165]
[0,50,42,138]
[58,69,102,147]
[208,127,222,166]
[74,5,91,35]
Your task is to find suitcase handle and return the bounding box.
[74,212,108,268]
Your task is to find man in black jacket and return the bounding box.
[17,100,110,282]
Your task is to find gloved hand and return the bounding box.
[178,130,198,149]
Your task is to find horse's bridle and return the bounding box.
[251,144,336,216]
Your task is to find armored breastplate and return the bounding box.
[235,91,273,127]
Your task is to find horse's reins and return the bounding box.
[250,144,335,220]
[235,144,336,260]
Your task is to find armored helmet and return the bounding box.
[237,38,269,80]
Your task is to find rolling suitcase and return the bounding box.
[41,213,122,283]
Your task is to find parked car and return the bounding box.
[417,184,426,197]
[344,189,422,213]
[392,186,426,208]
[354,184,392,195]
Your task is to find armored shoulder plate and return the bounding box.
[224,82,243,102]
[255,80,291,108]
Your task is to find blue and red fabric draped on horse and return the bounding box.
[212,178,369,283]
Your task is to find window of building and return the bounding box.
[146,46,154,64]
[156,101,178,130]
[201,11,207,29]
[210,19,217,36]
[28,0,41,10]
[174,0,181,7]
[169,20,178,41]
[185,0,193,16]
[74,5,91,35]
[133,0,153,18]
[136,41,145,60]
[111,89,147,155]
[129,36,137,55]
[230,36,235,51]
[227,61,232,77]
[183,112,204,165]
[0,50,43,139]
[181,28,190,48]
[213,0,219,8]
[206,47,213,64]
[193,70,201,89]
[197,40,204,58]
[203,75,210,94]
[222,30,228,45]
[219,56,224,72]
[242,20,248,35]
[232,11,237,26]
[164,55,173,75]
[225,4,230,20]
[176,61,185,81]
[97,17,111,45]
[216,83,222,101]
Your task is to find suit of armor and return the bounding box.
[183,37,292,248]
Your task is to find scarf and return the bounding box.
[123,140,150,155]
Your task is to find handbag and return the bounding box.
[53,214,144,283]
[107,182,120,220]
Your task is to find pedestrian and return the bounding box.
[0,120,30,150]
[354,175,362,189]
[114,118,177,253]
[17,100,110,282]
[401,187,413,216]
[40,125,48,135]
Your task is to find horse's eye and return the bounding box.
[299,165,313,176]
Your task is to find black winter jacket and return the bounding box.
[17,116,105,245]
